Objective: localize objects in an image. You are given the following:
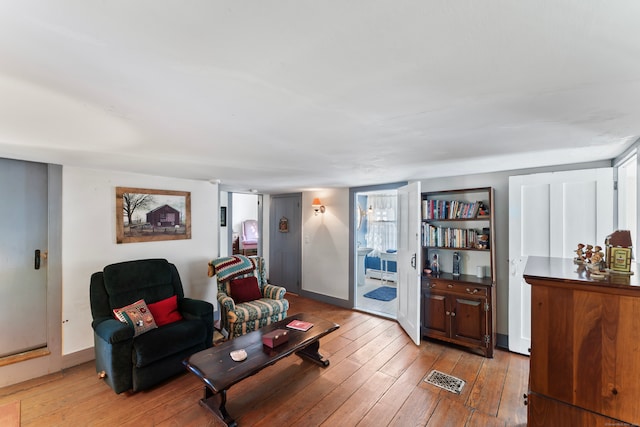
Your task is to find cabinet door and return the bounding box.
[422,290,449,338]
[528,393,623,427]
[530,283,640,424]
[615,295,640,423]
[450,294,487,346]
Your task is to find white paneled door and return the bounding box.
[508,168,613,355]
[0,158,48,357]
[397,181,421,345]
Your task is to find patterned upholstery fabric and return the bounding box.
[209,255,289,339]
[210,255,257,282]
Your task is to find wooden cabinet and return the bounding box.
[422,274,495,357]
[527,394,630,427]
[524,256,640,427]
[420,187,496,358]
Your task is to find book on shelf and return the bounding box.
[422,199,482,220]
[286,319,313,331]
[422,223,482,249]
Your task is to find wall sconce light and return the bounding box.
[312,198,325,215]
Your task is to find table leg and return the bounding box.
[296,340,330,367]
[200,387,237,427]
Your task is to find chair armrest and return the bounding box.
[180,297,214,348]
[217,292,236,311]
[93,318,134,344]
[263,284,287,300]
[179,297,213,319]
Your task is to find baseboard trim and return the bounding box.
[0,348,50,368]
[496,333,509,350]
[295,290,351,309]
[62,347,94,369]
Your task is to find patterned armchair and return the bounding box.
[208,255,289,339]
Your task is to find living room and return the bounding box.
[1,2,640,425]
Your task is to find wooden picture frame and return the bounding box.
[116,187,191,244]
[610,247,632,272]
[279,216,289,233]
[220,206,227,227]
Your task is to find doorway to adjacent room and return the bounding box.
[353,186,400,319]
[219,191,262,258]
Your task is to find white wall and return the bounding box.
[301,189,350,300]
[57,160,614,358]
[297,160,611,339]
[418,160,610,336]
[232,193,258,234]
[62,167,219,355]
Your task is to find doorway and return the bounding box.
[0,158,62,388]
[0,158,48,358]
[219,191,262,258]
[270,193,301,295]
[353,188,399,318]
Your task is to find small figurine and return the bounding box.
[586,244,608,278]
[585,244,594,262]
[575,243,585,263]
[477,202,489,217]
[431,253,439,275]
[591,245,605,268]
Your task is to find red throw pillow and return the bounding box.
[230,276,262,303]
[147,295,183,327]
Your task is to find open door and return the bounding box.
[397,181,421,345]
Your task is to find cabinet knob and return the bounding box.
[430,284,436,288]
[466,288,479,294]
[447,284,453,288]
[450,312,456,317]
[446,311,450,316]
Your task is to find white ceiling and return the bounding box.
[0,1,638,193]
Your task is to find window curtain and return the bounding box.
[365,194,397,255]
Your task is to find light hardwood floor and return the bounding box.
[0,294,529,426]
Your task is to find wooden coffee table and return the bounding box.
[183,313,339,426]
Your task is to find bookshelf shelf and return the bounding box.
[424,218,489,223]
[420,186,496,358]
[424,246,491,252]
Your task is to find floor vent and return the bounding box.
[424,370,465,394]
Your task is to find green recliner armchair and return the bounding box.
[90,258,213,394]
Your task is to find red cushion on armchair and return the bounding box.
[147,295,183,326]
[230,276,262,303]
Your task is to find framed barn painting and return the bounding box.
[116,187,191,244]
